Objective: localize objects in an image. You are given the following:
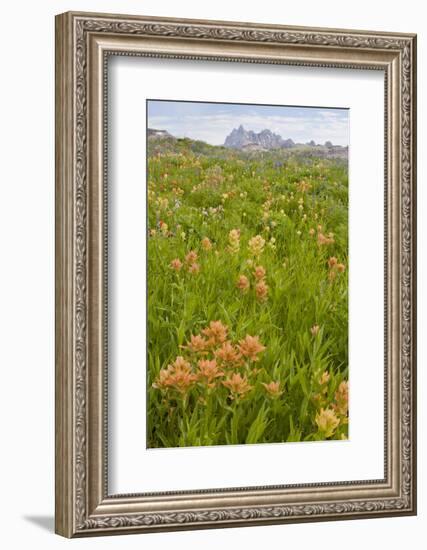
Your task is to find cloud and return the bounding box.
[148,106,349,146]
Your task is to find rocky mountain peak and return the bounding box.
[224,125,294,150]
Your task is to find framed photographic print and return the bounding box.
[55,11,417,537]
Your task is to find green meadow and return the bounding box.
[147,137,349,448]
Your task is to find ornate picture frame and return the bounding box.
[55,11,417,537]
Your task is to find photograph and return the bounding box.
[147,100,350,448]
[53,10,416,537]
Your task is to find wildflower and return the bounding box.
[253,266,266,281]
[237,335,266,362]
[188,263,200,275]
[197,359,224,387]
[262,381,282,398]
[228,229,240,254]
[170,258,183,272]
[173,356,191,371]
[248,235,265,257]
[159,220,169,236]
[236,275,250,293]
[180,231,186,241]
[204,164,224,187]
[309,228,315,236]
[315,407,340,437]
[158,197,169,210]
[152,368,173,390]
[153,356,197,393]
[255,280,269,302]
[319,371,330,385]
[149,228,157,237]
[223,373,253,398]
[296,230,302,236]
[215,341,242,366]
[297,180,312,193]
[185,250,198,264]
[202,320,228,346]
[317,232,334,246]
[328,258,345,281]
[311,324,320,337]
[169,368,197,394]
[184,334,208,353]
[334,381,349,416]
[201,237,212,250]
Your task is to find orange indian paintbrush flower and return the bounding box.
[201,237,212,250]
[222,373,252,397]
[237,335,266,362]
[262,381,282,398]
[153,356,197,393]
[253,265,266,281]
[328,256,338,269]
[202,320,228,346]
[197,359,224,386]
[236,275,250,293]
[188,262,200,275]
[170,258,183,271]
[185,250,198,264]
[184,334,209,353]
[317,232,334,246]
[255,280,269,302]
[214,341,243,366]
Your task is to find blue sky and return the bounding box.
[147,100,349,146]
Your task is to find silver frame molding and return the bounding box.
[55,11,417,538]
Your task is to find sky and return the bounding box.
[147,100,349,146]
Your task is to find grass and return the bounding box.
[147,137,349,448]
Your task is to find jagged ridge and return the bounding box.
[224,125,295,150]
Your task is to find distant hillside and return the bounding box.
[148,128,173,139]
[147,128,348,161]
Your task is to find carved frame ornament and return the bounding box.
[55,11,416,537]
